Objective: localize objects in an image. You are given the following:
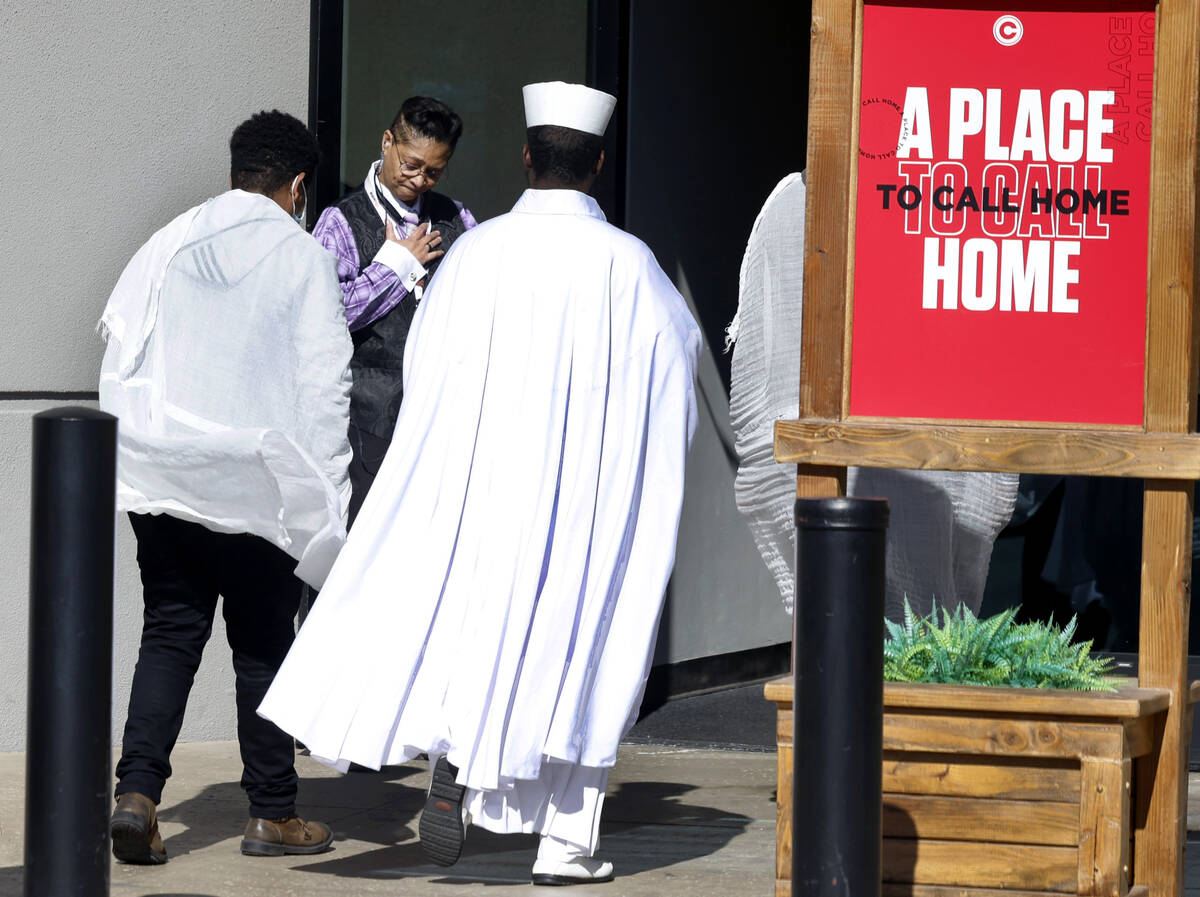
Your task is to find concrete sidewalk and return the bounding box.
[0,742,776,896]
[5,740,1200,896]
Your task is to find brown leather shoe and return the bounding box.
[111,792,168,865]
[241,815,334,856]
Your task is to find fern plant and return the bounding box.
[883,599,1117,691]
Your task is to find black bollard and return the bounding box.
[25,407,118,897]
[793,497,888,897]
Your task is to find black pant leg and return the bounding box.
[218,533,304,819]
[346,422,391,528]
[115,513,219,804]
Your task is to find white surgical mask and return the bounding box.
[291,175,307,227]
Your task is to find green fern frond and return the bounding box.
[882,602,1116,691]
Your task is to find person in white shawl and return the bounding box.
[726,172,1018,620]
[100,110,351,866]
[259,82,701,885]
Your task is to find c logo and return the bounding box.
[993,14,1023,46]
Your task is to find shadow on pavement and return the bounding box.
[286,779,751,887]
[0,866,19,897]
[154,763,428,861]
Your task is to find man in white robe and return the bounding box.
[259,82,702,885]
[100,110,351,865]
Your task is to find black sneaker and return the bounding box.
[419,756,468,866]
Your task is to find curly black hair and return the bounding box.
[229,109,320,194]
[525,125,604,184]
[390,97,463,150]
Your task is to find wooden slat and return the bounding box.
[1143,11,1200,431]
[774,419,1200,479]
[1077,757,1131,897]
[880,882,1149,897]
[775,704,793,883]
[768,678,794,886]
[1136,485,1194,897]
[883,885,1082,897]
[1124,715,1158,759]
[841,0,865,419]
[1139,0,1198,839]
[883,754,1080,802]
[766,677,1170,720]
[885,714,1123,760]
[792,0,858,502]
[883,838,1077,892]
[777,707,793,747]
[1139,0,1199,846]
[795,463,846,501]
[882,682,1168,719]
[799,0,857,423]
[882,887,1149,897]
[776,739,793,883]
[764,675,792,704]
[883,794,1078,846]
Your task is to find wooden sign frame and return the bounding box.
[774,0,1200,894]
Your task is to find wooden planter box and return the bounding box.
[764,676,1187,897]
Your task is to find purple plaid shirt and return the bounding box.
[313,199,478,332]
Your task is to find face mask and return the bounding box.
[291,175,307,227]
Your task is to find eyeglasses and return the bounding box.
[390,142,444,183]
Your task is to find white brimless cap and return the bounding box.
[522,81,616,137]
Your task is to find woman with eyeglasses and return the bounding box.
[312,96,477,524]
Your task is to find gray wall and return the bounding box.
[0,0,310,751]
[340,0,587,222]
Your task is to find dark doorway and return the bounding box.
[596,0,811,390]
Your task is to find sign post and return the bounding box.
[779,1,1200,894]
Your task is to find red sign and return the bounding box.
[849,3,1155,425]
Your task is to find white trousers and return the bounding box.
[464,761,610,857]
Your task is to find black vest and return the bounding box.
[339,188,466,440]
